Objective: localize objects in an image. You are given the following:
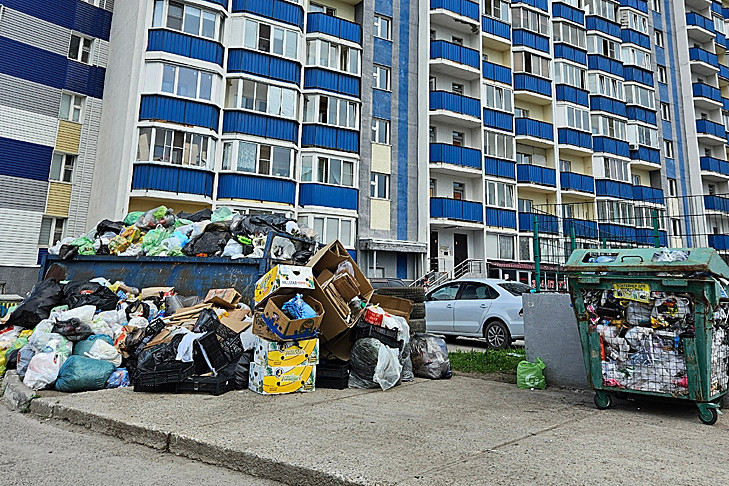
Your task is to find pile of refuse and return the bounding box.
[49,206,317,262]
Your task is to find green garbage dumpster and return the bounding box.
[564,248,729,425]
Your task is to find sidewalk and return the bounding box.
[13,374,729,485]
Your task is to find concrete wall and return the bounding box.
[0,267,38,296]
[523,292,588,389]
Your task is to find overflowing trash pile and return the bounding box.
[48,206,316,262]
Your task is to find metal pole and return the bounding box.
[652,209,660,248]
[533,215,541,292]
[602,238,607,249]
[570,227,576,252]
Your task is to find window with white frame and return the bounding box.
[597,200,634,225]
[511,7,549,35]
[80,0,103,6]
[625,83,655,109]
[484,0,510,22]
[621,46,651,69]
[486,233,515,259]
[486,180,515,208]
[587,34,620,60]
[370,172,390,199]
[657,65,667,83]
[225,78,297,119]
[300,215,355,246]
[652,0,660,13]
[723,112,729,131]
[628,124,659,148]
[373,15,391,40]
[306,39,361,75]
[558,105,591,131]
[221,140,293,177]
[301,155,355,186]
[68,34,93,64]
[49,153,75,183]
[484,130,514,159]
[654,29,664,47]
[152,1,222,40]
[303,94,359,130]
[603,157,629,181]
[587,73,624,100]
[137,127,216,169]
[483,83,513,112]
[591,114,627,140]
[243,18,299,60]
[309,2,336,15]
[38,217,66,246]
[512,51,550,78]
[371,118,390,144]
[553,21,586,49]
[373,65,390,90]
[621,11,648,34]
[59,93,85,123]
[585,0,619,22]
[554,61,586,89]
[714,15,725,34]
[145,62,217,101]
[663,139,674,158]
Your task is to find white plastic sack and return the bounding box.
[49,237,74,255]
[28,320,57,351]
[57,305,96,326]
[175,329,204,363]
[23,353,66,391]
[222,239,244,258]
[271,236,295,260]
[373,344,402,391]
[239,326,257,351]
[0,328,21,349]
[84,339,122,367]
[127,316,149,328]
[93,310,125,336]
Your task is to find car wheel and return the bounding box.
[484,320,511,350]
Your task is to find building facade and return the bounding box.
[0,0,113,293]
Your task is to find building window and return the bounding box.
[301,155,354,186]
[300,215,354,246]
[137,127,216,169]
[499,235,515,260]
[513,51,550,78]
[370,172,390,199]
[429,76,437,92]
[430,178,436,197]
[624,11,648,34]
[654,29,664,48]
[628,124,659,148]
[514,107,529,118]
[453,131,464,146]
[603,157,629,182]
[483,83,513,112]
[429,126,436,143]
[553,21,586,49]
[68,34,93,64]
[38,217,66,247]
[671,218,681,236]
[306,39,361,75]
[225,78,298,119]
[585,0,619,22]
[511,7,549,36]
[668,178,677,196]
[560,159,572,172]
[657,66,667,83]
[558,105,590,132]
[243,18,299,60]
[452,83,464,95]
[587,73,624,100]
[621,46,652,70]
[151,1,221,40]
[373,65,390,90]
[303,94,359,129]
[222,140,293,177]
[483,0,510,22]
[49,153,75,183]
[59,93,85,123]
[484,130,514,159]
[708,183,716,195]
[486,180,515,208]
[554,61,586,89]
[660,102,671,121]
[632,174,641,186]
[309,2,336,15]
[451,36,463,45]
[371,118,390,144]
[591,114,627,140]
[452,182,465,200]
[587,34,620,60]
[624,84,655,110]
[373,15,391,40]
[663,139,674,158]
[652,0,661,13]
[149,62,216,101]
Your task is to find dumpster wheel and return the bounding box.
[593,392,612,410]
[698,404,719,425]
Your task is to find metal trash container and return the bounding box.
[0,294,24,319]
[564,248,729,424]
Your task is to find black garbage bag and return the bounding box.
[58,244,79,260]
[5,348,19,370]
[183,208,212,223]
[52,316,93,342]
[6,278,65,328]
[134,334,186,379]
[183,222,231,256]
[292,248,314,264]
[96,219,124,236]
[233,351,253,389]
[230,214,292,237]
[348,338,382,389]
[63,280,119,311]
[193,308,221,333]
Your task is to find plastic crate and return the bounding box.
[195,327,245,372]
[316,360,350,389]
[351,322,402,350]
[177,363,238,395]
[133,362,195,393]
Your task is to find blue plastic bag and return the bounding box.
[55,355,116,392]
[73,335,113,356]
[106,368,130,388]
[282,294,317,320]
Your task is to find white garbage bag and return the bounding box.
[84,339,122,367]
[373,343,402,391]
[23,352,66,391]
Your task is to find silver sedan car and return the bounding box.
[425,278,529,349]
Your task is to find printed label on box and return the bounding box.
[612,283,650,303]
[254,336,319,367]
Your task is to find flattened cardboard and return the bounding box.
[254,265,316,305]
[204,288,241,309]
[248,363,316,394]
[369,294,413,323]
[253,336,319,367]
[140,287,174,300]
[252,295,323,341]
[330,273,360,302]
[219,308,252,331]
[321,329,353,361]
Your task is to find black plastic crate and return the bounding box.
[133,362,195,392]
[351,322,402,350]
[194,329,245,372]
[177,363,238,396]
[317,360,350,389]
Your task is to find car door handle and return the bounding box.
[480,304,487,308]
[446,304,453,308]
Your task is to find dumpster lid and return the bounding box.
[563,248,729,279]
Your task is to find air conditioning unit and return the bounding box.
[629,143,639,151]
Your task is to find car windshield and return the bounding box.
[498,282,531,296]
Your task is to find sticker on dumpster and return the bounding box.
[612,283,650,303]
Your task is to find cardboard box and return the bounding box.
[330,273,360,301]
[253,336,319,367]
[306,240,374,342]
[204,288,241,309]
[254,265,315,305]
[369,294,413,323]
[320,330,353,361]
[248,363,316,394]
[219,308,252,331]
[140,287,174,300]
[252,295,324,341]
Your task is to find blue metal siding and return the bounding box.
[202,0,229,6]
[481,16,511,40]
[623,66,653,86]
[620,29,651,49]
[217,173,296,204]
[553,44,588,64]
[630,147,660,164]
[429,91,480,117]
[298,183,358,210]
[482,61,512,84]
[396,254,407,279]
[140,95,220,130]
[131,164,214,197]
[430,40,480,68]
[430,198,483,223]
[700,156,729,176]
[227,49,301,86]
[147,30,224,66]
[222,111,298,142]
[65,61,106,99]
[632,185,664,202]
[484,157,516,179]
[620,0,648,12]
[373,38,393,67]
[515,118,553,140]
[519,212,559,234]
[482,108,513,131]
[304,68,360,97]
[585,16,621,38]
[375,0,394,17]
[560,172,594,193]
[563,218,598,239]
[626,106,657,125]
[587,55,624,76]
[513,73,551,96]
[301,125,359,152]
[430,143,482,169]
[697,119,726,137]
[306,12,361,44]
[372,89,392,119]
[485,208,517,229]
[595,179,633,199]
[516,0,548,11]
[516,164,556,186]
[512,30,550,53]
[557,128,592,149]
[592,137,630,157]
[231,0,304,29]
[396,0,410,241]
[555,85,589,106]
[430,0,480,20]
[709,235,729,250]
[0,137,53,182]
[552,3,584,24]
[73,0,113,41]
[2,0,112,41]
[590,96,627,117]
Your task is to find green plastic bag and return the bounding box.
[123,211,144,226]
[70,236,96,255]
[211,206,233,222]
[141,227,170,254]
[174,218,193,229]
[516,358,546,390]
[152,205,168,219]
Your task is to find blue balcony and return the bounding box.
[686,12,716,33]
[585,17,621,38]
[595,179,632,199]
[483,108,514,131]
[553,44,587,64]
[516,164,556,186]
[223,111,298,143]
[513,74,551,97]
[515,118,553,141]
[430,197,483,223]
[697,119,726,138]
[709,234,729,250]
[626,106,657,125]
[484,157,516,178]
[147,30,224,66]
[632,185,664,202]
[705,194,729,212]
[563,218,599,239]
[139,95,219,130]
[519,212,559,234]
[131,163,214,197]
[630,146,661,165]
[481,16,511,40]
[429,91,481,118]
[555,85,589,106]
[623,67,653,86]
[306,12,361,44]
[430,40,480,69]
[231,0,304,29]
[552,3,584,24]
[482,60,512,84]
[620,30,651,50]
[512,30,550,53]
[560,172,594,193]
[304,68,359,97]
[700,156,729,176]
[723,98,729,111]
[430,0,480,21]
[693,83,722,102]
[719,64,729,80]
[713,2,724,16]
[689,47,719,66]
[558,128,592,149]
[590,96,627,117]
[298,183,358,210]
[599,223,636,242]
[620,0,648,12]
[516,0,548,12]
[430,143,482,169]
[485,208,517,228]
[217,173,296,204]
[635,228,668,246]
[228,49,300,85]
[592,137,630,157]
[301,124,359,152]
[588,55,624,76]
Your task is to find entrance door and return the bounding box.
[430,231,439,271]
[454,233,468,269]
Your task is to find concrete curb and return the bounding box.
[2,371,38,412]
